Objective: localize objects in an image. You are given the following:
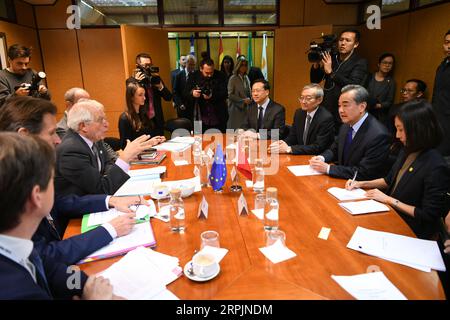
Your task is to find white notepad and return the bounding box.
[287,165,323,176]
[338,199,390,215]
[327,187,367,201]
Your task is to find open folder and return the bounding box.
[78,222,157,264]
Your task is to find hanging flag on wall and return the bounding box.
[247,32,253,67]
[261,33,268,80]
[218,33,224,66]
[190,34,195,56]
[236,34,241,59]
[206,33,211,59]
[176,34,181,69]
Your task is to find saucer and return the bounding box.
[183,261,220,282]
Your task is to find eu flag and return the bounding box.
[209,144,227,191]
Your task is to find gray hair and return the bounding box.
[64,87,90,104]
[341,85,369,104]
[67,99,104,132]
[302,83,324,99]
[186,54,196,64]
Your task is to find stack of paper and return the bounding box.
[78,222,157,264]
[154,141,191,152]
[128,166,166,179]
[287,165,323,177]
[259,239,297,264]
[347,226,446,272]
[114,177,161,197]
[100,247,181,300]
[338,199,390,215]
[81,200,157,233]
[170,136,195,144]
[332,272,407,300]
[327,187,367,201]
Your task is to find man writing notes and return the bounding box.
[309,85,390,180]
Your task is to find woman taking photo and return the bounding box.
[346,100,449,240]
[118,82,165,150]
[365,53,396,126]
[227,57,252,129]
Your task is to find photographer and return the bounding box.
[310,29,367,133]
[0,44,50,107]
[183,58,228,133]
[126,53,172,136]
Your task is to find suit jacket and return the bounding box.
[173,70,191,119]
[55,129,129,196]
[171,68,182,89]
[126,77,173,136]
[183,69,229,129]
[284,106,335,155]
[432,59,450,156]
[242,99,286,140]
[385,149,450,240]
[310,53,367,126]
[0,249,87,300]
[32,193,112,265]
[321,113,390,180]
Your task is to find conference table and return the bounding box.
[64,136,446,300]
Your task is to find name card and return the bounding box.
[238,193,248,216]
[197,196,209,219]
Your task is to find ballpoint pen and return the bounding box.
[350,170,358,187]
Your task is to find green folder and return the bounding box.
[80,212,150,233]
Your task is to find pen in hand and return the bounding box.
[350,170,358,188]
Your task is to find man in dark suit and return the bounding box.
[0,132,119,299]
[269,83,334,154]
[55,99,155,196]
[310,29,367,133]
[310,85,390,180]
[126,53,173,136]
[170,55,186,89]
[241,79,285,140]
[0,96,140,264]
[183,58,229,133]
[173,54,196,120]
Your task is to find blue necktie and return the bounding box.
[28,249,51,296]
[343,127,354,163]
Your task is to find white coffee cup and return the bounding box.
[192,253,218,278]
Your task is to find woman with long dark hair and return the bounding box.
[220,55,234,84]
[346,100,449,240]
[118,82,165,150]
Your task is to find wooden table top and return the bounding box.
[64,140,446,300]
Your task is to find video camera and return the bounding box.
[14,71,46,95]
[307,34,337,63]
[136,65,161,85]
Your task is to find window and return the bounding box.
[224,0,277,25]
[163,0,219,25]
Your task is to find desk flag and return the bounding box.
[209,144,227,191]
[237,142,252,180]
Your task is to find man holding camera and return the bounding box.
[0,44,50,107]
[184,58,228,133]
[310,29,367,133]
[126,53,172,136]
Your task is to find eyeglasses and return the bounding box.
[298,96,315,102]
[400,88,416,94]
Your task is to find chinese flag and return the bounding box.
[237,142,252,180]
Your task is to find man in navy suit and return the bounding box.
[173,54,196,120]
[241,79,286,140]
[310,85,390,180]
[269,84,334,155]
[0,132,121,299]
[170,55,186,89]
[0,96,140,265]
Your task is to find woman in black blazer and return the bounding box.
[346,100,449,239]
[118,82,165,150]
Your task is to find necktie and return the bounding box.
[303,114,312,144]
[147,87,155,119]
[28,249,51,296]
[257,106,264,130]
[342,127,354,163]
[92,144,102,172]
